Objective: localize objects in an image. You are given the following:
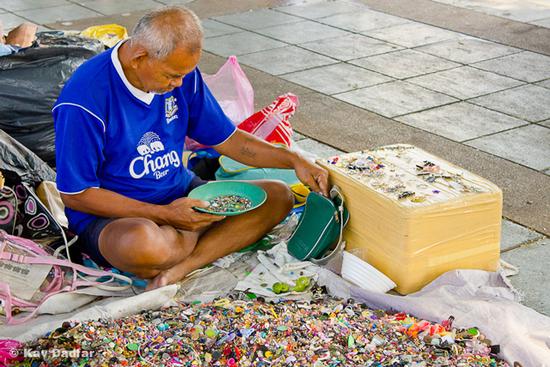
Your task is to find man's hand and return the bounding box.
[164,197,226,231]
[293,157,330,197]
[5,23,37,48]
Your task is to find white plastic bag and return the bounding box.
[203,55,254,124]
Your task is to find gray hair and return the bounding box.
[131,6,203,59]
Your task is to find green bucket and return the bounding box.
[188,181,267,216]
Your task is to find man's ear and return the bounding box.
[129,45,149,69]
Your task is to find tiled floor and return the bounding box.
[2,0,548,175]
[396,102,526,142]
[349,49,460,79]
[432,0,550,26]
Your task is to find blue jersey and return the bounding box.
[53,42,236,234]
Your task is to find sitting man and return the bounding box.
[54,6,329,290]
[0,21,37,56]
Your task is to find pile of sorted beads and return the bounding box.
[208,195,252,213]
[12,295,509,367]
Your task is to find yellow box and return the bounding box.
[319,144,501,294]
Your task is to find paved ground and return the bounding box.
[0,0,548,315]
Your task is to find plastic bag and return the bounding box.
[185,56,254,152]
[203,55,254,124]
[0,32,102,167]
[238,93,298,147]
[0,129,55,184]
[80,24,128,48]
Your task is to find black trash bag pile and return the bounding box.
[0,31,103,167]
[0,128,55,185]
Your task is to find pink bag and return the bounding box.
[0,230,131,325]
[237,93,298,148]
[185,56,254,151]
[203,55,254,124]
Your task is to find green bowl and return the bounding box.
[188,181,267,216]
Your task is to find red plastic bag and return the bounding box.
[238,93,298,148]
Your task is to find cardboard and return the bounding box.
[319,144,501,294]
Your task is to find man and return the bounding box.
[0,22,37,56]
[54,6,329,290]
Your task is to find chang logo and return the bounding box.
[165,96,179,124]
[129,132,180,180]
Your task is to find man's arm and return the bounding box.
[61,188,225,232]
[215,129,330,196]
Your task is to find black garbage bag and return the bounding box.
[0,129,55,185]
[0,32,103,167]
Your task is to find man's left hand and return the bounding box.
[293,157,330,197]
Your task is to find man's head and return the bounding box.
[126,7,203,94]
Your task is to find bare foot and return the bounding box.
[145,261,192,291]
[146,271,170,291]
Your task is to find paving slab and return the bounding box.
[501,238,550,316]
[212,8,302,30]
[202,19,242,38]
[469,85,550,122]
[465,125,550,171]
[318,9,411,32]
[74,0,161,15]
[0,0,67,12]
[539,120,550,129]
[298,34,403,61]
[433,0,550,23]
[501,219,545,252]
[472,51,550,83]
[237,45,336,76]
[293,132,307,141]
[274,1,369,19]
[155,0,194,4]
[362,22,465,48]
[203,31,286,57]
[15,4,101,24]
[407,66,523,99]
[255,20,350,44]
[414,38,520,64]
[397,102,526,142]
[0,12,28,29]
[296,138,343,159]
[537,79,550,89]
[360,0,550,57]
[334,81,457,118]
[280,63,392,95]
[530,17,550,28]
[349,49,460,79]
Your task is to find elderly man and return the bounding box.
[54,6,328,289]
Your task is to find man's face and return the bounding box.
[136,46,202,94]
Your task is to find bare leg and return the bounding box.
[98,218,202,279]
[95,180,293,286]
[147,180,293,289]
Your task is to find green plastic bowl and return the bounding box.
[188,181,267,216]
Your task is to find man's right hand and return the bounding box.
[163,197,226,231]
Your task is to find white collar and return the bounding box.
[111,41,155,105]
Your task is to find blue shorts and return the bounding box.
[76,176,208,268]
